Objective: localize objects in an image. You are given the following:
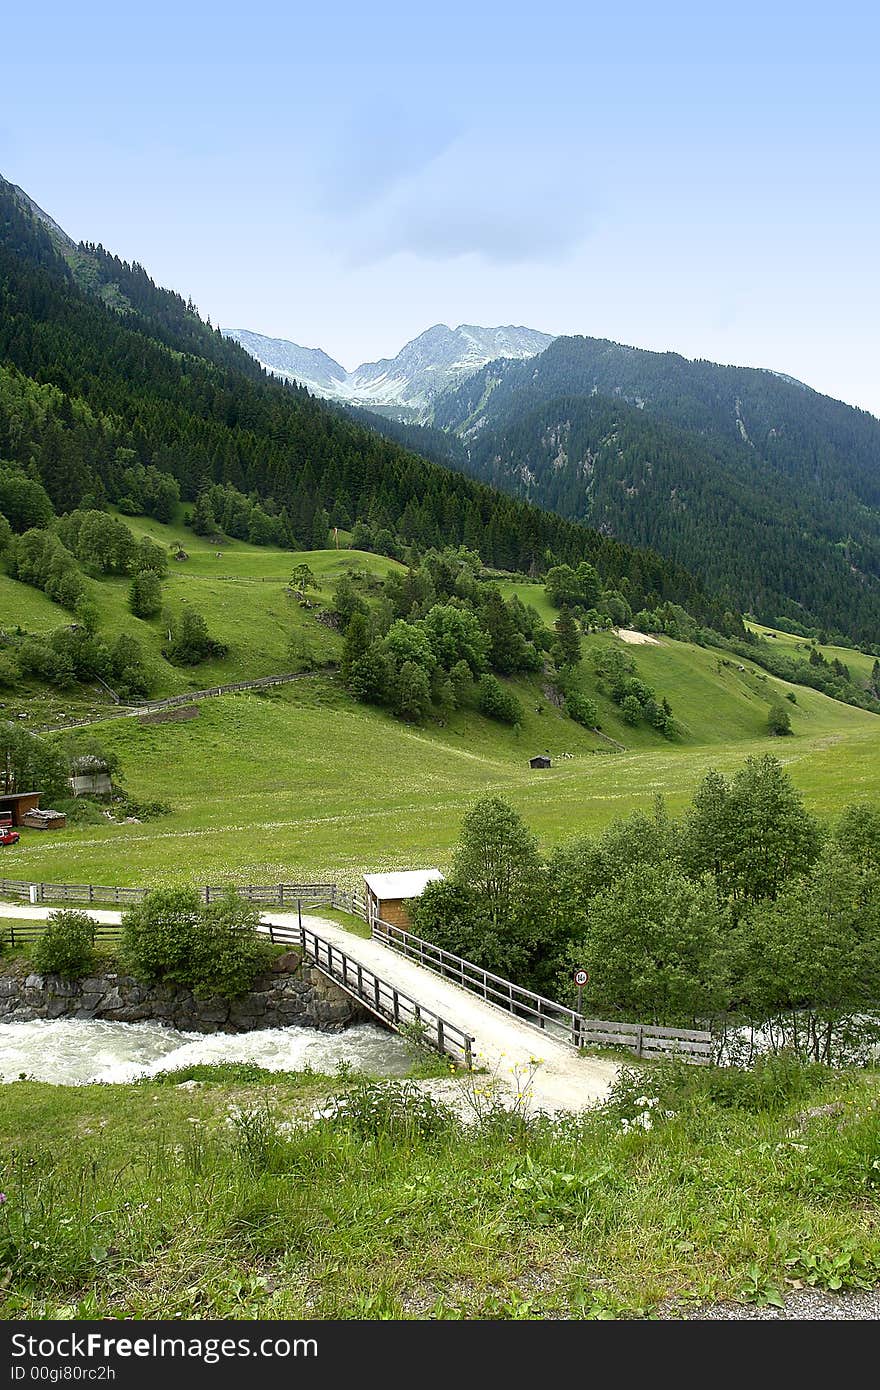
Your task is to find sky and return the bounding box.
[2,1,879,415]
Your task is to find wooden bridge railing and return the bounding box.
[371,918,711,1064]
[264,918,475,1069]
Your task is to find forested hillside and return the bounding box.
[429,336,880,643]
[0,178,723,625]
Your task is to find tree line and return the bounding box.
[411,758,880,1064]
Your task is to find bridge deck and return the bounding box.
[286,912,620,1113]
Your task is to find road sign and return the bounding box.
[572,968,589,987]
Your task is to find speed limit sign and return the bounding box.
[572,968,589,987]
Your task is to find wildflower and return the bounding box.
[0,1193,6,1205]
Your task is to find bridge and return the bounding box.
[1,890,711,1113]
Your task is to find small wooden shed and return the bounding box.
[529,755,552,769]
[0,792,42,827]
[363,869,444,931]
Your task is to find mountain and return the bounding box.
[426,335,880,643]
[0,175,718,626]
[225,322,554,417]
[8,184,76,249]
[223,329,347,394]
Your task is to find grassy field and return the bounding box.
[746,620,878,683]
[6,652,879,887]
[1,1060,878,1319]
[3,527,879,888]
[1,512,404,701]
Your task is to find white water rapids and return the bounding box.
[0,1018,412,1085]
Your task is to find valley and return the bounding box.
[4,523,877,888]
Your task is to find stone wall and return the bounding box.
[0,950,367,1034]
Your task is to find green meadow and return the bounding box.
[8,661,879,889]
[3,523,879,889]
[746,619,877,683]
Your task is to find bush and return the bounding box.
[120,886,202,985]
[604,1055,833,1125]
[121,886,273,998]
[477,674,523,725]
[32,911,98,980]
[192,891,275,998]
[163,609,228,665]
[768,700,793,735]
[566,690,599,728]
[129,569,162,618]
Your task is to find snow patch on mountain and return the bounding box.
[225,323,555,417]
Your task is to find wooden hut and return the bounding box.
[529,755,552,769]
[363,869,444,931]
[0,792,42,827]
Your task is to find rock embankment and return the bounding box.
[0,951,365,1034]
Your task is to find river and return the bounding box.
[0,1017,413,1085]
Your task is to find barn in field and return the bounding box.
[529,755,552,769]
[363,869,444,931]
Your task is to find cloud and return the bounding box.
[317,105,461,215]
[325,129,594,266]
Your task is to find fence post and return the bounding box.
[637,1025,644,1058]
[437,1019,445,1055]
[392,989,400,1023]
[205,886,210,904]
[269,923,275,944]
[279,884,284,908]
[298,900,303,933]
[464,1036,472,1070]
[88,884,94,904]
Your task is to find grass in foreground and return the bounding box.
[1,1059,878,1319]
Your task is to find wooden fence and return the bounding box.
[371,918,712,1064]
[264,918,474,1068]
[0,879,337,908]
[2,919,122,948]
[37,668,339,733]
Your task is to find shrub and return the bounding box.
[477,674,523,725]
[121,886,272,998]
[32,911,98,980]
[768,700,793,735]
[317,1078,458,1143]
[163,609,228,665]
[192,891,275,998]
[120,886,203,986]
[129,569,162,618]
[566,690,599,728]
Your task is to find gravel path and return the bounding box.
[674,1287,880,1319]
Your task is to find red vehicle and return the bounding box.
[0,828,20,847]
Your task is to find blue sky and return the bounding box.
[2,1,878,414]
